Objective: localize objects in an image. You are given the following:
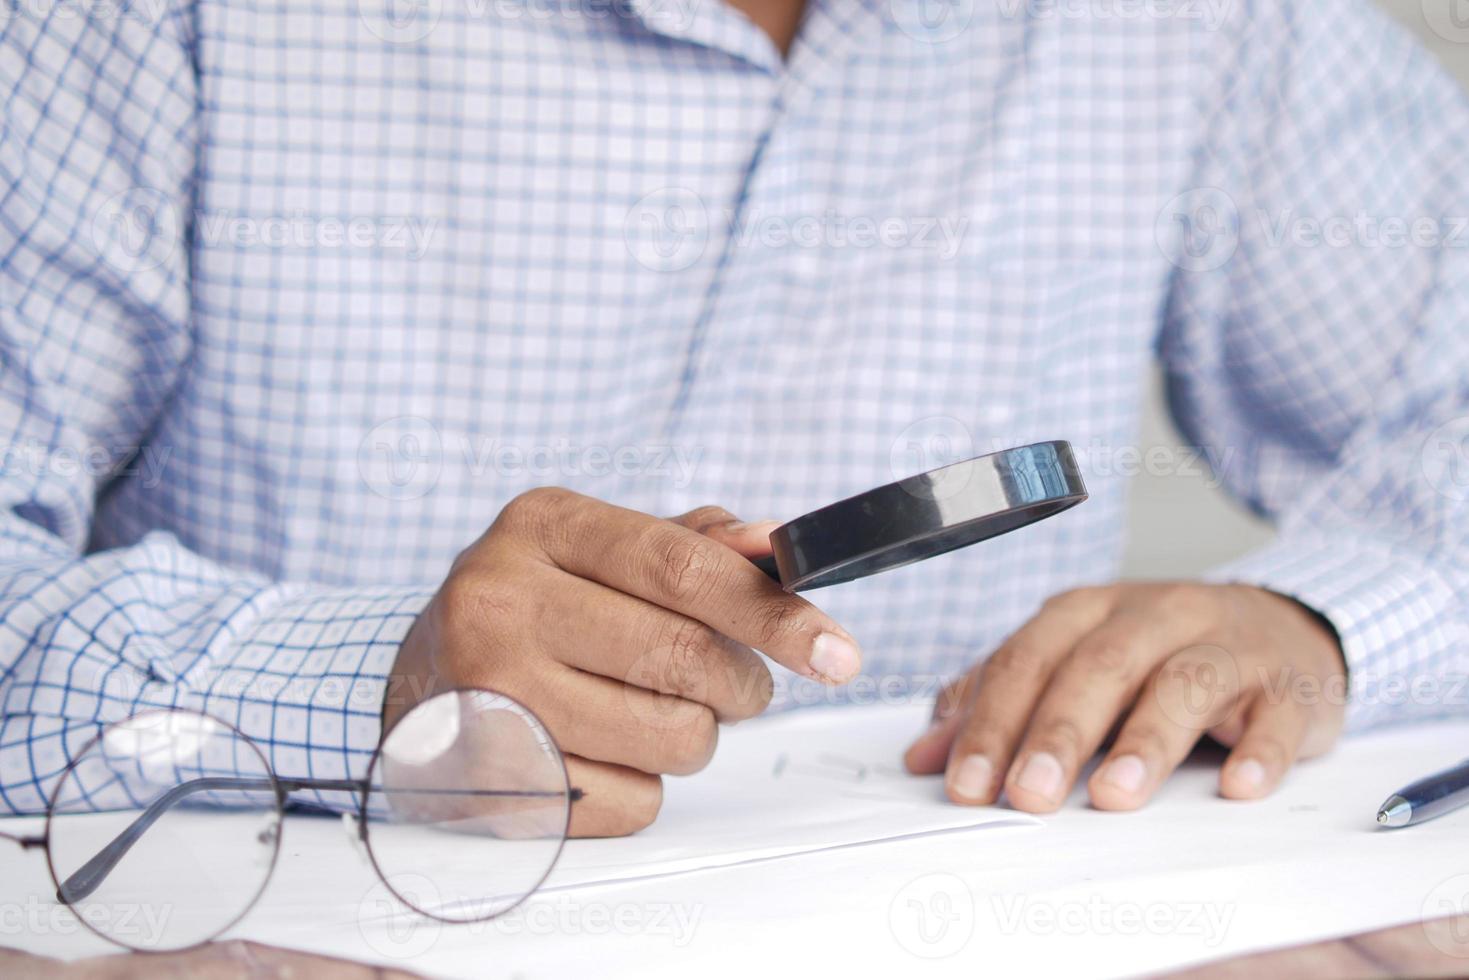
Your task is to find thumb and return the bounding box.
[666,506,782,560]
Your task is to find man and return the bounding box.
[0,0,1465,835]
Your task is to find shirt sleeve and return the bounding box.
[1160,0,1469,732]
[0,5,431,814]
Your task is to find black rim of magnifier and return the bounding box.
[755,440,1088,591]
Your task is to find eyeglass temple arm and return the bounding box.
[0,829,46,848]
[57,775,584,904]
[57,775,284,904]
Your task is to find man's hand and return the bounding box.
[905,583,1346,813]
[386,488,861,837]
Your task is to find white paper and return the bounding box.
[538,702,1039,892]
[8,701,1469,980]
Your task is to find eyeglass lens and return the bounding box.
[363,689,571,923]
[46,710,282,951]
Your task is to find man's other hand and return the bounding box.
[905,583,1346,813]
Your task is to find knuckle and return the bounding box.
[1035,717,1086,756]
[1166,651,1228,690]
[934,674,973,721]
[658,618,714,695]
[751,595,807,650]
[1116,725,1171,763]
[663,707,718,775]
[981,644,1044,687]
[497,486,574,537]
[436,570,519,633]
[1040,589,1080,614]
[680,505,736,534]
[643,526,720,605]
[1155,583,1217,624]
[477,657,549,715]
[746,662,776,715]
[1169,657,1212,687]
[1043,585,1112,616]
[621,774,665,833]
[1244,736,1289,768]
[1072,634,1135,682]
[950,715,1000,757]
[708,641,773,720]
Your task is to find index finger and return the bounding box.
[941,587,1115,804]
[504,488,862,685]
[665,505,783,560]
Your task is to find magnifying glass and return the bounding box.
[751,440,1087,592]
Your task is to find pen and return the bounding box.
[1377,758,1469,828]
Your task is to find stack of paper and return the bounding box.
[543,703,1038,891]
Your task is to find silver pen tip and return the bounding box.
[1377,796,1412,828]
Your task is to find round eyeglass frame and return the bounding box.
[359,689,574,924]
[31,686,573,953]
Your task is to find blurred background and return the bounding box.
[1121,0,1469,576]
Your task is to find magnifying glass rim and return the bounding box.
[42,706,285,954]
[360,686,574,924]
[769,440,1089,591]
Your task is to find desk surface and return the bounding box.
[5,704,1469,979]
[6,916,1469,980]
[1178,915,1469,978]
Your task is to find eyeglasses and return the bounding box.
[1,688,580,952]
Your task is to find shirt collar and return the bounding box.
[619,0,889,85]
[785,0,890,86]
[622,0,783,73]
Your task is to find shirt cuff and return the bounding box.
[201,584,435,798]
[1205,535,1469,732]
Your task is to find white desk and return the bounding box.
[5,703,1469,979]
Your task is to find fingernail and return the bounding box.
[1231,758,1267,793]
[1014,752,1064,801]
[1100,754,1148,795]
[951,755,993,800]
[809,632,861,684]
[725,519,781,535]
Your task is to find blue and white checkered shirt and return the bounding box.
[2,0,1468,813]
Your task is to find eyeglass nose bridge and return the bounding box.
[254,811,281,863]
